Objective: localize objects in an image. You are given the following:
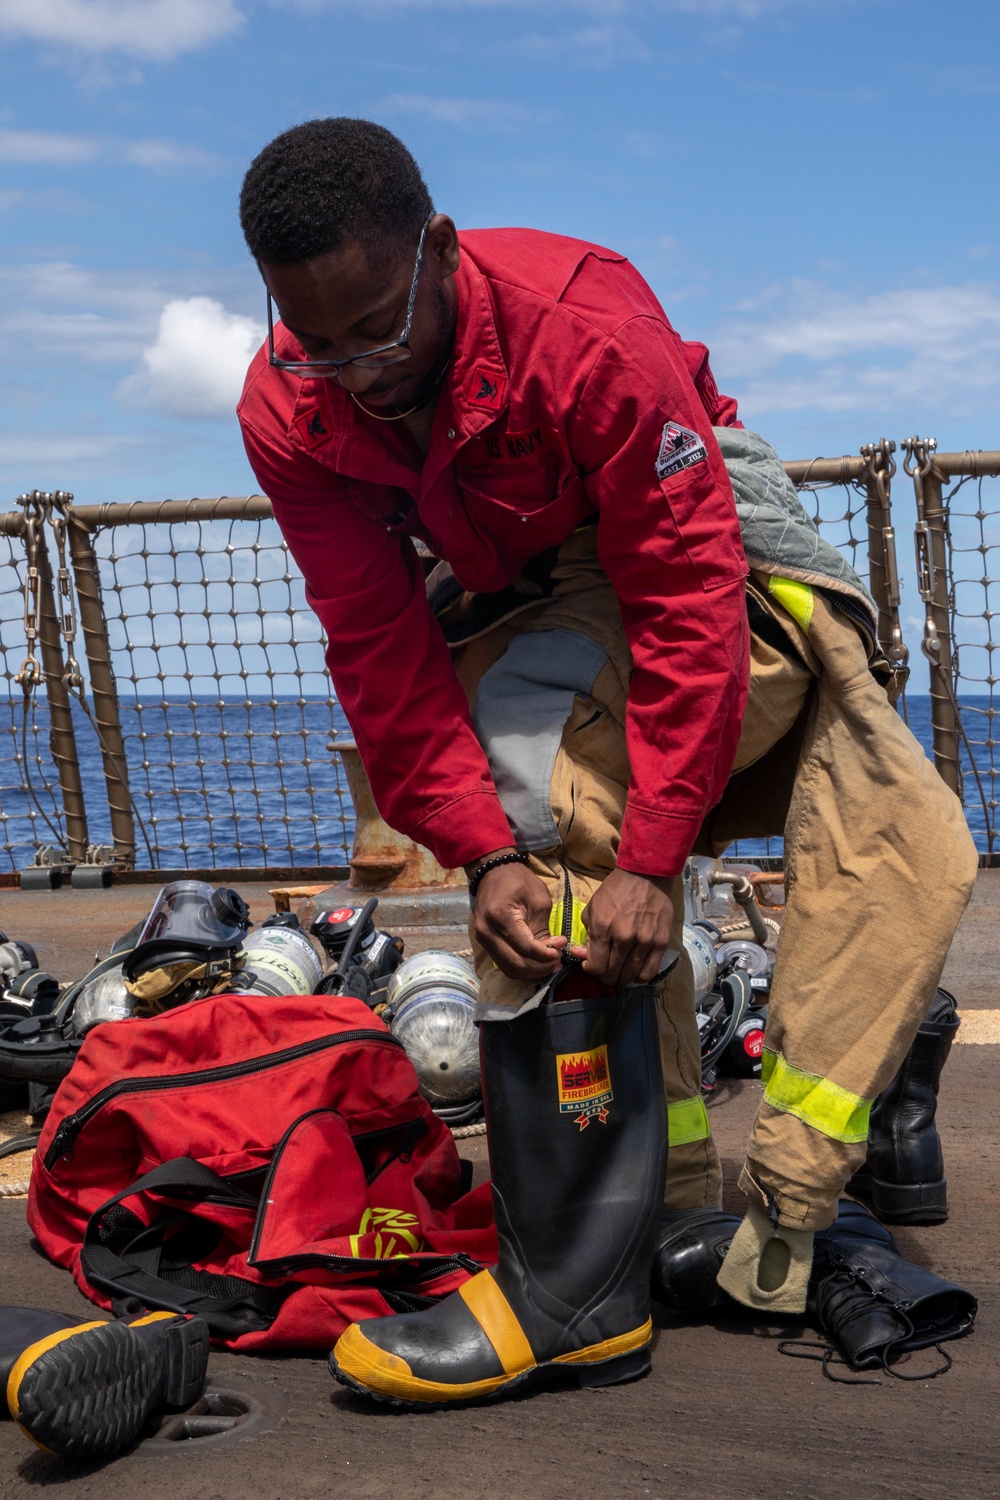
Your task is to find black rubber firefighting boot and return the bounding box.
[0,1306,209,1459]
[849,988,959,1225]
[330,980,667,1407]
[651,1209,743,1315]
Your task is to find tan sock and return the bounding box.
[715,1201,814,1314]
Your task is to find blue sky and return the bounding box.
[0,0,997,539]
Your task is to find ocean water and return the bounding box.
[0,693,992,872]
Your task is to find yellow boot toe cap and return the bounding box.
[331,1321,513,1405]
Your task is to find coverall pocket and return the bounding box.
[657,459,748,592]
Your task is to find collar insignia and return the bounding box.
[468,367,507,410]
[294,407,332,451]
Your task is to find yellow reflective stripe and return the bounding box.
[768,575,815,632]
[549,898,588,948]
[667,1095,712,1147]
[761,1048,871,1144]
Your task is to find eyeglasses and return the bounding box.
[267,215,433,378]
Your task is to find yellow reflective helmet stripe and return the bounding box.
[768,575,815,632]
[549,898,588,949]
[667,1095,712,1147]
[761,1048,871,1144]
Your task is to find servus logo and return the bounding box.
[556,1046,613,1129]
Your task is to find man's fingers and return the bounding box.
[582,925,611,980]
[475,904,565,980]
[618,939,658,987]
[492,906,563,963]
[482,934,562,981]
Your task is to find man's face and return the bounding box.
[260,213,460,412]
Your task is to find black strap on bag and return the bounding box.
[80,1158,288,1338]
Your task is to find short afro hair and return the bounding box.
[239,117,433,269]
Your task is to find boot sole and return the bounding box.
[9,1316,209,1459]
[330,1338,651,1411]
[848,1172,948,1226]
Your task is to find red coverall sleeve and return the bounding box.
[239,418,514,870]
[570,320,750,877]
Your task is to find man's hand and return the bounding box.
[469,852,566,981]
[573,868,674,986]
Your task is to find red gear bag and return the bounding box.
[28,991,496,1352]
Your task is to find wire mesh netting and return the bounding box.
[797,472,874,591]
[0,459,921,877]
[89,511,353,869]
[942,471,1000,857]
[0,531,68,871]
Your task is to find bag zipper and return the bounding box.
[246,1106,469,1283]
[246,1104,479,1283]
[44,1028,404,1171]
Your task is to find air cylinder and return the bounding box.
[238,926,324,998]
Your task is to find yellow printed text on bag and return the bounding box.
[556,1046,613,1129]
[350,1207,424,1259]
[761,1049,871,1144]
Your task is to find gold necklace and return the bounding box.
[349,365,447,422]
[350,390,431,422]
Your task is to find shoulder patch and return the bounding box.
[655,421,707,481]
[468,367,508,411]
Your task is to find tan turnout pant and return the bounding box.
[450,528,977,1227]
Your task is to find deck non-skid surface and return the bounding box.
[0,875,996,1498]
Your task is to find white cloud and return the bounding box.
[383,94,557,131]
[119,297,265,419]
[0,126,223,169]
[288,0,816,12]
[0,0,243,61]
[0,433,139,465]
[122,138,223,169]
[513,24,646,66]
[0,261,166,365]
[710,281,1000,417]
[0,127,102,163]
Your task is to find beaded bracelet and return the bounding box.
[467,851,529,902]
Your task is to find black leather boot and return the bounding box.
[1,1306,208,1459]
[651,1209,742,1314]
[330,981,666,1407]
[808,1198,977,1373]
[849,988,959,1225]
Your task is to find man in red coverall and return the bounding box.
[236,119,975,1406]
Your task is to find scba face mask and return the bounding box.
[121,881,251,1016]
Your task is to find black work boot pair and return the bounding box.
[1,1306,208,1459]
[850,987,959,1225]
[331,978,667,1406]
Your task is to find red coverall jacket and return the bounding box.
[238,229,749,878]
